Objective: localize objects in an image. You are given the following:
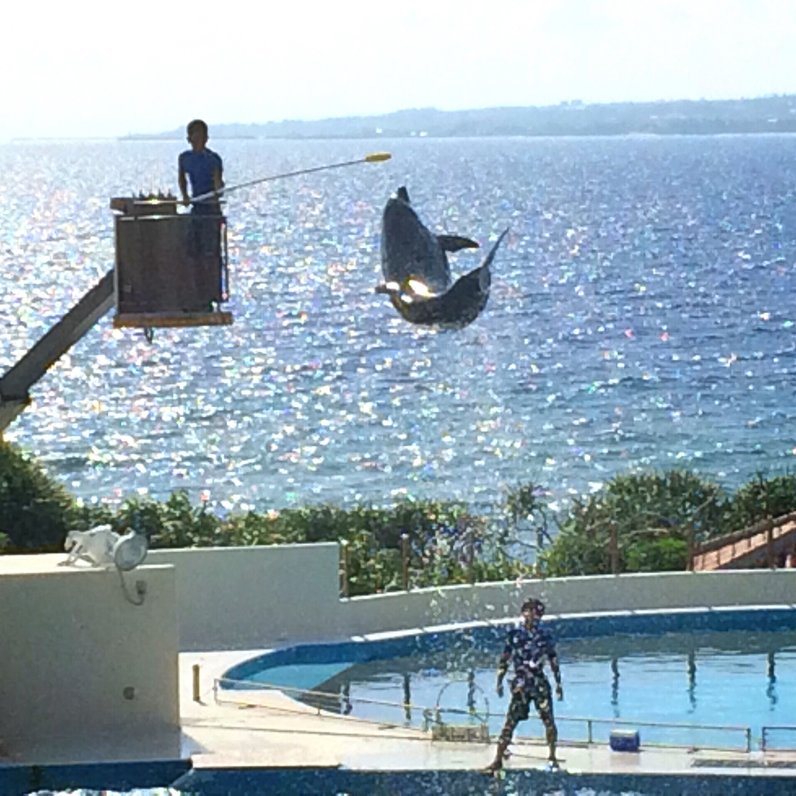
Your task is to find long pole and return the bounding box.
[191,151,392,204]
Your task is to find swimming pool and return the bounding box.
[221,607,796,750]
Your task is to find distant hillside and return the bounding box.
[122,95,796,140]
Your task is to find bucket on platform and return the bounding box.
[609,728,640,752]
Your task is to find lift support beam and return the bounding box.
[0,269,115,433]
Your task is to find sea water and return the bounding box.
[2,134,796,516]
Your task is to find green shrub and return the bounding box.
[341,530,404,595]
[0,439,79,552]
[215,498,513,595]
[538,524,610,577]
[113,491,224,548]
[624,536,689,572]
[541,469,727,576]
[724,472,796,531]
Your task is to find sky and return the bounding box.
[2,0,795,140]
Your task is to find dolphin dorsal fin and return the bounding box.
[396,186,410,202]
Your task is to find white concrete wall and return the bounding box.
[342,569,796,637]
[0,557,179,749]
[149,544,341,649]
[149,544,796,650]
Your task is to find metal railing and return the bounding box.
[556,714,752,753]
[761,725,796,751]
[212,675,754,752]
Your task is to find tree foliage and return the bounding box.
[541,470,727,576]
[541,468,796,577]
[723,472,796,531]
[0,439,79,552]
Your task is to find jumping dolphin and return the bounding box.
[377,186,508,329]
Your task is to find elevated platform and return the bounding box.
[112,196,232,328]
[114,311,233,329]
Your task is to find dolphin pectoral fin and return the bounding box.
[437,235,480,253]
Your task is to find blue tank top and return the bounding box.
[179,148,223,198]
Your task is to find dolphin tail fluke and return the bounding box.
[480,228,510,271]
[437,234,480,253]
[456,228,509,295]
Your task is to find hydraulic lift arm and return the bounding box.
[0,269,115,433]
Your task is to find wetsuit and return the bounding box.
[497,621,558,746]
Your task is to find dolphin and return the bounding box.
[377,229,509,329]
[377,186,508,329]
[380,186,479,294]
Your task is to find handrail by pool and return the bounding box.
[213,675,753,752]
[761,725,796,751]
[558,714,752,753]
[215,675,487,721]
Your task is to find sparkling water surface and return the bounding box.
[2,135,796,514]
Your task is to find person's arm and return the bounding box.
[178,155,189,205]
[496,635,511,696]
[549,650,563,700]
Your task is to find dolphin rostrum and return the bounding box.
[377,186,508,329]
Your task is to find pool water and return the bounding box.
[252,628,796,749]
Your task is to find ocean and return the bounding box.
[2,134,796,516]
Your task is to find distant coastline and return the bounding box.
[118,135,257,142]
[117,94,796,141]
